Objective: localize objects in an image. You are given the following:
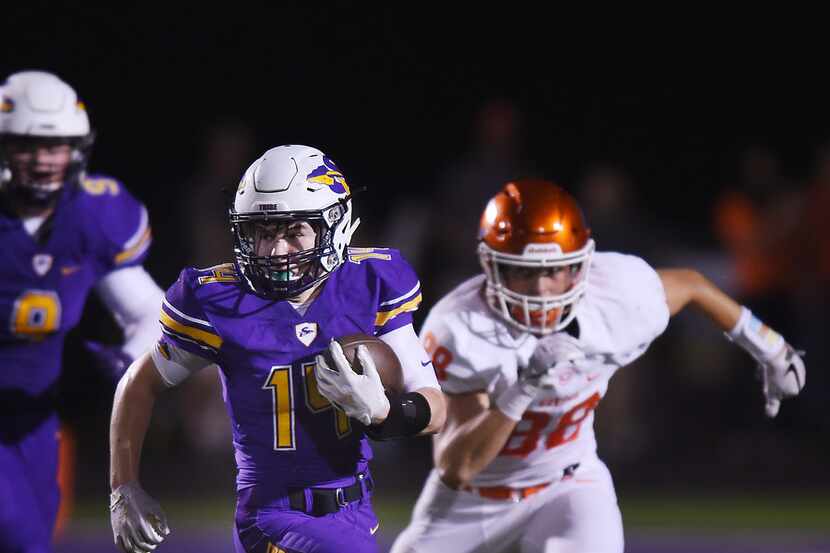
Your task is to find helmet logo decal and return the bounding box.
[306,156,350,195]
[1,97,14,113]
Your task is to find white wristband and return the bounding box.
[495,382,537,421]
[725,306,785,361]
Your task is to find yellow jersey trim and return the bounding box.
[375,294,422,327]
[159,311,222,349]
[114,227,152,265]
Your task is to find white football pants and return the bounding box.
[390,456,623,553]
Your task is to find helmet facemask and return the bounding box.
[479,239,595,334]
[0,133,94,208]
[230,198,354,299]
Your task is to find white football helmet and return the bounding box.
[230,145,361,299]
[0,70,94,206]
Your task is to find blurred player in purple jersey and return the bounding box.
[0,71,165,552]
[109,145,447,553]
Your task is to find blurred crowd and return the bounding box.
[61,99,829,512]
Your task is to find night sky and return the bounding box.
[5,8,828,212]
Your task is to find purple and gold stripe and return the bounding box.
[115,206,152,265]
[114,227,152,265]
[375,293,422,327]
[159,300,221,351]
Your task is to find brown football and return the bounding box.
[333,333,404,395]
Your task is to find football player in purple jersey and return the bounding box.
[109,145,447,553]
[0,71,165,552]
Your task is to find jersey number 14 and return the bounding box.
[262,362,351,451]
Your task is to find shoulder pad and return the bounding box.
[80,174,152,271]
[159,267,222,359]
[581,252,670,353]
[348,248,423,335]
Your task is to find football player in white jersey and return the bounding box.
[391,178,805,553]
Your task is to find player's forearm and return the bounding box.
[435,408,518,488]
[414,387,447,434]
[109,352,164,490]
[658,268,742,330]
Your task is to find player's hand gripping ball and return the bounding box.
[332,333,404,393]
[314,334,403,425]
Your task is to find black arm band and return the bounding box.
[364,391,432,441]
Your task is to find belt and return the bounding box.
[288,473,373,516]
[463,463,579,502]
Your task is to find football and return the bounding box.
[334,333,404,395]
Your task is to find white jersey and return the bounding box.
[421,252,670,488]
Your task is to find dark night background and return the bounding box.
[3,7,829,552]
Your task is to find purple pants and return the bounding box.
[0,413,60,553]
[234,477,380,553]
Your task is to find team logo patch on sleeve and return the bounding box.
[295,322,318,347]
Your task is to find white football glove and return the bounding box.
[314,340,391,426]
[498,333,587,421]
[726,307,806,418]
[522,332,586,391]
[110,481,170,553]
[757,345,806,418]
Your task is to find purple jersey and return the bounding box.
[0,175,151,395]
[159,247,422,493]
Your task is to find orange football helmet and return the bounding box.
[478,179,594,334]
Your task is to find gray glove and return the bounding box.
[110,481,170,552]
